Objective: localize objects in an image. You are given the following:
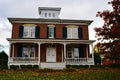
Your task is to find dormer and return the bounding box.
[39,7,61,19]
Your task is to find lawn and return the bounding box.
[0,68,120,80]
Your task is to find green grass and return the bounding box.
[0,68,120,80]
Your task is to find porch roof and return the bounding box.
[7,38,95,44]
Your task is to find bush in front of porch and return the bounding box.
[0,51,8,69]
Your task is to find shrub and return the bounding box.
[33,65,39,69]
[10,65,19,70]
[64,68,76,72]
[0,51,8,66]
[110,64,120,68]
[66,65,89,69]
[21,65,33,69]
[0,65,8,70]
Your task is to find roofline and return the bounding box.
[39,7,61,11]
[7,38,95,44]
[8,18,93,25]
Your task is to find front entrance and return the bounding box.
[46,47,56,62]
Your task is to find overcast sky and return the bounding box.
[0,0,112,53]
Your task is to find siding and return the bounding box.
[12,23,89,40]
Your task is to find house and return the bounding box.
[7,7,95,69]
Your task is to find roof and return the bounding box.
[8,18,93,25]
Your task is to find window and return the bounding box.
[19,25,40,38]
[45,13,47,17]
[74,48,79,58]
[22,46,35,57]
[48,27,54,38]
[23,26,35,38]
[30,47,35,57]
[67,47,80,58]
[22,47,28,57]
[49,13,51,17]
[67,27,78,39]
[67,47,72,58]
[23,27,29,37]
[47,25,56,38]
[53,13,55,17]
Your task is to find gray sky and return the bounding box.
[0,0,112,53]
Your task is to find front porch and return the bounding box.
[7,39,95,69]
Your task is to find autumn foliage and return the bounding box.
[94,0,120,62]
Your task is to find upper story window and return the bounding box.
[53,13,55,17]
[67,27,78,39]
[49,13,51,17]
[45,13,47,17]
[47,25,56,38]
[23,26,35,38]
[19,24,40,38]
[63,25,83,39]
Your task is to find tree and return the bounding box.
[94,0,120,63]
[0,51,8,66]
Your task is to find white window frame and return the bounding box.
[67,25,78,39]
[23,26,35,38]
[48,25,55,38]
[67,47,79,59]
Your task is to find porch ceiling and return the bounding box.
[7,38,95,44]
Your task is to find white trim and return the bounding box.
[38,43,41,68]
[7,39,95,45]
[63,43,66,63]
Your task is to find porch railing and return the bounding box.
[66,58,94,65]
[8,57,38,64]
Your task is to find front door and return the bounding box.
[46,48,56,62]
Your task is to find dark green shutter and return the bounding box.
[54,27,56,38]
[35,26,40,38]
[47,27,49,38]
[79,46,84,57]
[19,26,24,38]
[78,28,83,39]
[17,45,22,57]
[63,27,67,39]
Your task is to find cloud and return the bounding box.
[0,0,112,54]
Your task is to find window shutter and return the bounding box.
[47,27,49,38]
[54,27,56,38]
[19,26,24,38]
[35,26,40,38]
[63,27,67,39]
[17,45,22,57]
[79,46,84,57]
[78,28,83,39]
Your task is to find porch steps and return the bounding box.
[40,63,66,69]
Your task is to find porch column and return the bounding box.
[90,43,94,65]
[12,43,14,58]
[63,43,66,63]
[38,42,41,69]
[86,45,89,59]
[8,42,12,69]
